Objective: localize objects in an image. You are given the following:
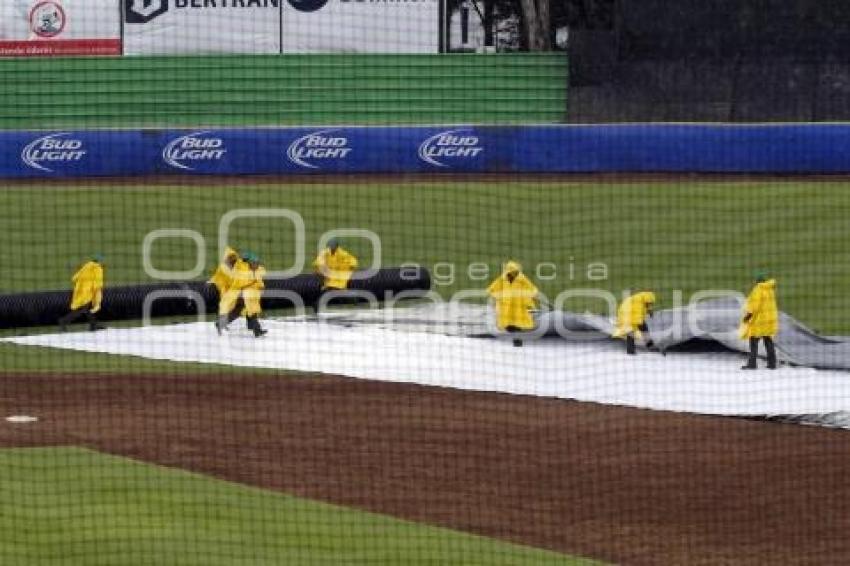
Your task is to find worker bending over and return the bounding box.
[216,251,267,337]
[613,291,657,355]
[487,260,539,347]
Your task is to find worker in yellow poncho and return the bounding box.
[59,254,106,332]
[208,246,239,298]
[739,270,778,370]
[208,246,243,328]
[311,238,358,314]
[216,251,267,337]
[612,291,657,355]
[486,261,539,347]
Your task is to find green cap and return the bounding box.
[242,251,259,263]
[754,269,769,282]
[91,253,104,263]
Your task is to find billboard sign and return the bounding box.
[5,124,850,179]
[0,0,121,57]
[281,0,439,53]
[123,0,282,55]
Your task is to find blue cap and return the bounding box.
[91,253,104,263]
[242,251,259,263]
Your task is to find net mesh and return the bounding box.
[2,2,850,565]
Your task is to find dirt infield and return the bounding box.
[1,372,849,565]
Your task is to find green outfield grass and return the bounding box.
[2,179,849,371]
[0,447,590,565]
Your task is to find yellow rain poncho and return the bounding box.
[486,261,539,331]
[613,292,656,339]
[219,259,265,317]
[69,260,104,312]
[739,279,778,339]
[313,246,358,290]
[208,247,239,297]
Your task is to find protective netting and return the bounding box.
[2,2,850,565]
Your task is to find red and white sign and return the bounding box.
[30,1,67,38]
[0,0,120,57]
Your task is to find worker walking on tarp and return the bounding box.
[311,238,358,314]
[487,261,539,347]
[209,246,243,330]
[740,270,778,370]
[612,291,655,356]
[208,246,239,298]
[613,291,657,355]
[59,254,106,332]
[216,251,267,337]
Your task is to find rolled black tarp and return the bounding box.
[0,267,431,329]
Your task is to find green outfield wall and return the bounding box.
[0,54,567,129]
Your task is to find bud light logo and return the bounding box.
[418,129,484,168]
[163,131,226,171]
[21,133,86,172]
[287,129,352,169]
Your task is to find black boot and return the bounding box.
[764,337,777,369]
[625,335,636,355]
[742,337,759,369]
[247,316,267,337]
[86,311,106,331]
[504,326,521,347]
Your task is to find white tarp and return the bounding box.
[281,0,439,53]
[123,0,281,55]
[6,314,850,426]
[0,0,120,56]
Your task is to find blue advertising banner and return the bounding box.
[3,124,850,178]
[0,130,155,178]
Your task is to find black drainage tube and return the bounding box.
[0,267,431,329]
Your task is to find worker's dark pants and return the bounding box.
[217,301,264,336]
[312,286,346,314]
[746,336,777,369]
[225,297,245,324]
[216,297,249,334]
[625,323,652,355]
[58,305,101,331]
[505,325,524,347]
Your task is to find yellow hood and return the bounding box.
[503,260,521,276]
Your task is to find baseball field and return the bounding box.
[3,177,850,564]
